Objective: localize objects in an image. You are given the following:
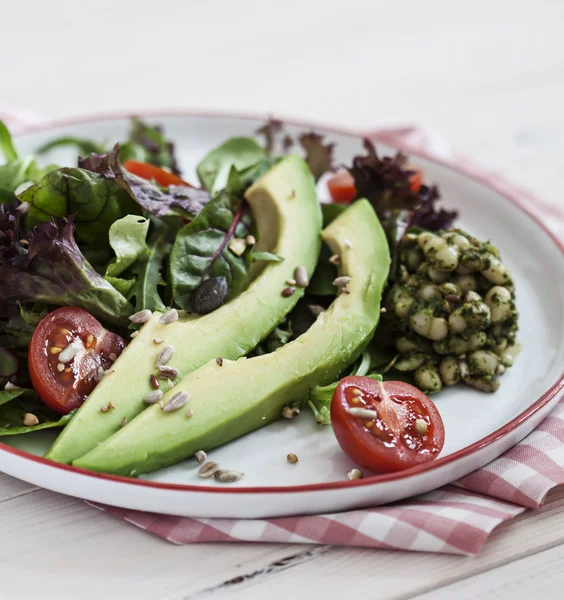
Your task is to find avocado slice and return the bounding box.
[74,200,390,476]
[46,156,322,464]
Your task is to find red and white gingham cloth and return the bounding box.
[3,107,563,555]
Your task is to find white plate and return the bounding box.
[1,112,563,518]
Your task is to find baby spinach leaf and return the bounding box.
[105,215,150,278]
[79,145,210,218]
[197,138,266,193]
[0,120,18,162]
[169,191,253,312]
[0,400,75,436]
[20,167,139,247]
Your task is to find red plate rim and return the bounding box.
[3,108,564,495]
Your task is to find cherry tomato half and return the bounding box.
[327,167,424,204]
[123,160,190,187]
[331,376,445,473]
[28,307,127,414]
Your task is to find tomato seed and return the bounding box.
[350,388,362,397]
[86,334,94,348]
[49,347,62,355]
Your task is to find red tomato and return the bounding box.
[331,376,445,473]
[28,308,127,414]
[327,169,356,204]
[406,165,423,192]
[123,160,190,187]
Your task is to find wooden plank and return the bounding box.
[192,487,564,600]
[0,473,39,502]
[0,488,319,599]
[414,543,564,599]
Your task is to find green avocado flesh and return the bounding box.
[46,155,322,464]
[74,200,390,476]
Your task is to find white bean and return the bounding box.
[428,317,449,341]
[431,244,460,272]
[410,310,433,337]
[414,366,443,393]
[395,337,419,354]
[417,232,435,249]
[418,284,441,302]
[466,376,500,393]
[469,350,499,376]
[449,335,469,355]
[395,295,414,318]
[394,353,426,372]
[448,309,467,333]
[456,274,477,293]
[439,356,461,386]
[482,255,509,285]
[468,331,487,350]
[427,266,450,283]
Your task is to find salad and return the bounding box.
[0,118,519,480]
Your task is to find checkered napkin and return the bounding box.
[4,107,563,555]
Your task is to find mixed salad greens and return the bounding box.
[0,117,519,478]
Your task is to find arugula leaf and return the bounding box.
[0,206,133,325]
[105,215,149,278]
[169,191,253,312]
[79,145,210,218]
[298,132,335,181]
[36,136,106,156]
[197,138,267,193]
[0,120,18,162]
[21,167,140,247]
[252,251,284,263]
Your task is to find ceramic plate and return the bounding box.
[1,112,563,518]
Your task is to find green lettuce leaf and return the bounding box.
[169,191,253,312]
[105,215,150,278]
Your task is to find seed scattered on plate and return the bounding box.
[216,357,224,367]
[294,265,309,288]
[329,254,341,265]
[100,405,110,413]
[156,345,175,366]
[104,368,115,376]
[153,337,164,345]
[130,331,139,338]
[347,469,363,480]
[282,406,300,419]
[167,378,175,390]
[214,469,244,483]
[380,307,387,313]
[185,408,194,418]
[415,418,428,435]
[245,235,256,246]
[287,453,299,464]
[129,309,152,324]
[198,461,220,478]
[150,374,160,389]
[195,450,207,464]
[23,413,39,427]
[121,417,127,427]
[159,309,178,325]
[162,391,189,412]
[286,278,297,286]
[344,239,353,249]
[144,390,163,404]
[341,287,350,294]
[282,287,295,298]
[4,382,20,391]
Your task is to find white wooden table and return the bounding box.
[1,1,564,597]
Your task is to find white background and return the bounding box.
[1,1,564,598]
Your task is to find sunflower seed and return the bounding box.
[4,382,21,391]
[144,390,163,404]
[121,417,127,427]
[347,468,363,480]
[195,450,207,464]
[216,357,223,366]
[333,276,351,288]
[130,331,139,338]
[104,368,115,376]
[158,365,179,379]
[159,309,178,325]
[344,239,353,249]
[129,309,152,324]
[294,266,309,288]
[153,337,164,345]
[282,287,295,297]
[23,413,39,426]
[282,406,300,419]
[167,378,175,389]
[19,238,29,247]
[156,345,175,366]
[185,408,194,418]
[346,407,378,419]
[163,391,189,412]
[198,462,220,478]
[380,307,387,313]
[108,401,116,409]
[285,278,297,286]
[328,254,341,265]
[16,201,30,214]
[341,287,350,294]
[245,235,256,246]
[100,405,110,413]
[214,469,244,483]
[150,374,160,389]
[58,339,83,364]
[287,453,299,464]
[308,304,326,317]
